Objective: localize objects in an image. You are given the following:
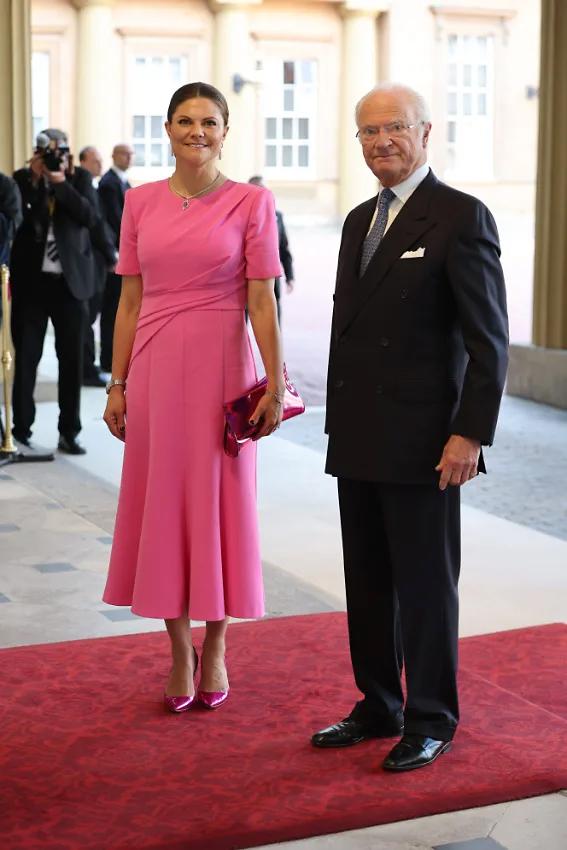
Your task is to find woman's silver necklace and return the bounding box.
[169,171,222,211]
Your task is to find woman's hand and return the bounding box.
[103,387,127,441]
[249,391,283,440]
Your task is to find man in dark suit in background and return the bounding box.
[0,172,22,268]
[98,144,133,374]
[0,172,23,444]
[79,146,117,387]
[10,129,98,455]
[248,175,294,325]
[312,84,508,771]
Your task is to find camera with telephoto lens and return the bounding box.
[35,132,70,172]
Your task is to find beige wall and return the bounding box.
[28,0,540,219]
[251,1,342,218]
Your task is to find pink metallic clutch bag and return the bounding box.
[223,365,305,457]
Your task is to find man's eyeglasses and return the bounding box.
[356,121,423,142]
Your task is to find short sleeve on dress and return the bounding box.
[115,191,141,276]
[244,188,283,280]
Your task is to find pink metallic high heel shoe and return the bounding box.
[164,647,199,714]
[197,687,230,710]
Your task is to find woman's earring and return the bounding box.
[219,143,223,161]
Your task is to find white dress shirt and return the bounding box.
[367,162,430,235]
[111,165,129,185]
[42,221,63,274]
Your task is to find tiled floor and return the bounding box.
[276,396,567,542]
[435,839,507,850]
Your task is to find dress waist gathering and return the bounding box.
[130,284,247,368]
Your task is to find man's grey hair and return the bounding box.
[40,127,68,144]
[355,83,431,125]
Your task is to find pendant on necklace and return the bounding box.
[182,199,190,211]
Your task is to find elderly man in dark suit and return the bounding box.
[312,83,508,771]
[98,144,133,374]
[10,129,98,454]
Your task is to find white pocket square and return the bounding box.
[400,247,425,259]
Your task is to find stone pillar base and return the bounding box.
[507,344,567,409]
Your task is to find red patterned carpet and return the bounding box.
[2,615,566,850]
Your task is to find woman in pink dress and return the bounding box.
[102,82,283,713]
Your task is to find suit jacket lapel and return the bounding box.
[336,170,438,337]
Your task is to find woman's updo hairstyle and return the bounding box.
[167,82,229,126]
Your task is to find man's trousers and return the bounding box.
[337,477,461,741]
[11,273,87,441]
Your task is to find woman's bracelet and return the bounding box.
[265,389,285,405]
[106,378,127,395]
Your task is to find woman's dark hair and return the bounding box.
[167,82,229,126]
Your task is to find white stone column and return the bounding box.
[73,0,119,163]
[0,0,32,173]
[339,2,387,218]
[211,0,259,181]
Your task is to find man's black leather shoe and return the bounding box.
[58,436,87,455]
[382,734,452,771]
[312,716,403,749]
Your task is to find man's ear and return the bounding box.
[422,123,432,149]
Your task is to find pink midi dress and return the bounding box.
[102,179,281,620]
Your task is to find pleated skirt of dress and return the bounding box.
[102,308,264,621]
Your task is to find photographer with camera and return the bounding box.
[10,128,97,454]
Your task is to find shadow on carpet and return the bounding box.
[2,614,566,850]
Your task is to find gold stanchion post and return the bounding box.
[1,264,16,455]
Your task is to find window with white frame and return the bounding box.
[262,59,317,178]
[445,34,494,180]
[128,54,188,171]
[31,51,50,143]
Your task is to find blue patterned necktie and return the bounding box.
[359,187,396,277]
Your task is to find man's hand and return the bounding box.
[286,279,294,293]
[29,153,45,183]
[435,435,481,491]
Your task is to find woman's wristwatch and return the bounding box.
[105,377,126,394]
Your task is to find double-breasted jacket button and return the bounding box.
[400,289,408,300]
[335,379,345,389]
[379,336,390,347]
[376,384,384,395]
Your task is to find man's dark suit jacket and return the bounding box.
[10,165,97,301]
[98,169,129,249]
[325,169,509,484]
[0,172,22,266]
[276,210,294,283]
[90,189,116,293]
